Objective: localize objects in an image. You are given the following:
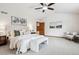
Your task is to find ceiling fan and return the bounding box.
[35,3,55,13]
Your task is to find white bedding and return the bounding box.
[9,34,48,54]
[9,34,44,50]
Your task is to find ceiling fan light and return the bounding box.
[43,6,47,10]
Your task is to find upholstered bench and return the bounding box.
[30,37,48,52]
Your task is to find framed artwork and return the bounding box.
[20,18,27,25]
[11,16,27,26]
[56,25,62,28]
[49,21,62,29]
[50,26,55,28]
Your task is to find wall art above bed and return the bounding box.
[11,16,27,26]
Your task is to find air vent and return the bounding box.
[0,11,8,14]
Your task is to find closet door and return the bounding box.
[36,22,45,35]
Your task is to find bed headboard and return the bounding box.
[7,26,31,37]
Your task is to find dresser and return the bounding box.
[0,35,7,45]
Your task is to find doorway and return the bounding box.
[36,22,45,35]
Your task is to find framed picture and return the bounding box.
[11,16,19,25]
[49,22,56,29]
[56,25,62,28]
[49,21,62,29]
[20,18,27,25]
[50,26,55,28]
[11,16,27,26]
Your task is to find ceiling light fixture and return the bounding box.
[43,6,47,10]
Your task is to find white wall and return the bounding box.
[0,3,79,36]
[0,4,37,34]
[0,3,37,30]
[45,13,79,36]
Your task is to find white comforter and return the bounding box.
[9,34,44,50]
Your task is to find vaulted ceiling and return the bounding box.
[0,3,79,28]
[0,3,79,14]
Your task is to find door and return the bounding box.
[36,22,45,35]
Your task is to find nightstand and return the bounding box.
[31,32,36,34]
[0,35,7,46]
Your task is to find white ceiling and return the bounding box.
[0,3,79,14]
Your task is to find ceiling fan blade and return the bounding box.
[48,3,55,6]
[42,10,45,12]
[35,7,42,10]
[48,8,54,10]
[40,3,44,6]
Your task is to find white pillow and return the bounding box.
[73,32,77,35]
[20,30,31,35]
[10,30,15,37]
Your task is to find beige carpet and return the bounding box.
[0,37,79,55]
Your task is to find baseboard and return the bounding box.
[44,35,64,38]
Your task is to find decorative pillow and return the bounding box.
[10,30,15,37]
[66,32,72,35]
[73,32,77,35]
[20,30,30,35]
[68,32,73,35]
[14,30,20,37]
[20,27,31,35]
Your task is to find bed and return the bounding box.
[9,34,48,54]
